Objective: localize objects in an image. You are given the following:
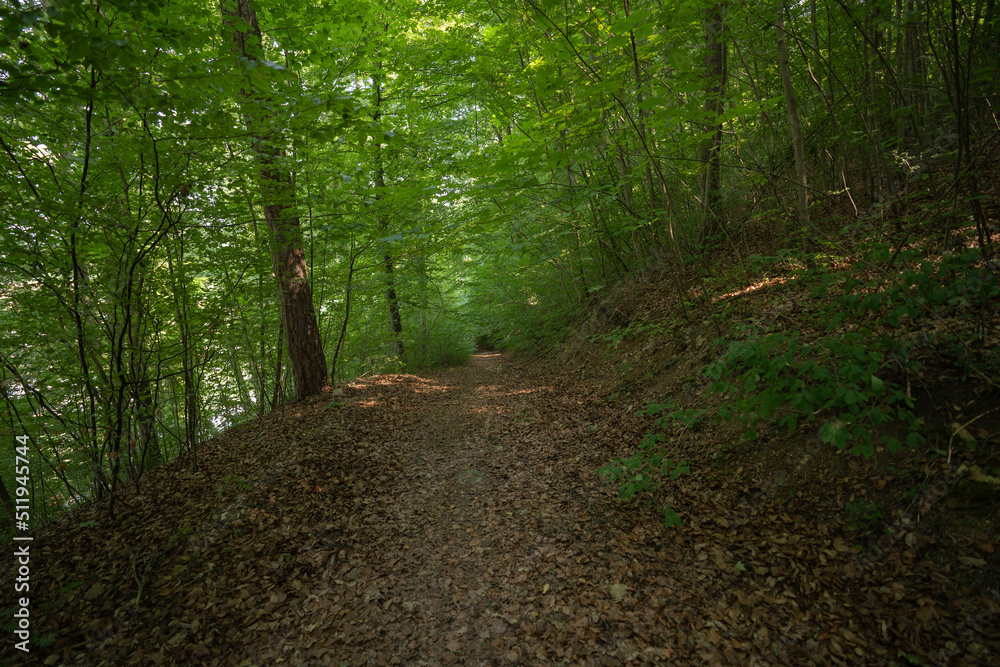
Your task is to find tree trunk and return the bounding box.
[135,378,161,470]
[128,269,161,474]
[384,251,405,360]
[165,235,200,469]
[624,0,657,211]
[699,2,728,242]
[263,184,330,400]
[270,316,285,409]
[331,235,363,383]
[777,1,810,235]
[371,59,405,362]
[222,0,329,401]
[0,476,14,526]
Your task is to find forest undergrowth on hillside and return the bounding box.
[3,0,999,662]
[3,205,999,664]
[560,195,1000,663]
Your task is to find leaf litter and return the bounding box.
[3,351,999,666]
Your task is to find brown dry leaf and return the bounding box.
[957,556,986,567]
[5,353,999,666]
[832,536,852,553]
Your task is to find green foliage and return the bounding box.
[2,0,994,537]
[474,329,505,351]
[597,402,691,528]
[844,499,883,532]
[709,242,999,457]
[811,246,999,331]
[706,330,922,456]
[402,302,475,371]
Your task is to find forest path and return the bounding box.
[263,352,662,665]
[12,353,996,666]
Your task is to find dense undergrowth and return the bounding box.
[584,221,998,528]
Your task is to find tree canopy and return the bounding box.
[1,0,996,520]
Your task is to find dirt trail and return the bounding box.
[257,352,647,665]
[7,353,998,666]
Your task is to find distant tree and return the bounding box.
[371,55,406,362]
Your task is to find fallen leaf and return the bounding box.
[958,556,986,567]
[833,537,852,553]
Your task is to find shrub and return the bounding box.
[597,402,691,528]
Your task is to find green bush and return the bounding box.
[597,401,691,528]
[705,330,923,456]
[710,243,998,456]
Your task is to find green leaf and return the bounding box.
[662,506,682,528]
[667,49,692,73]
[639,402,667,416]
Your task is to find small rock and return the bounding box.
[85,583,105,601]
[455,469,483,485]
[488,617,508,635]
[610,583,627,602]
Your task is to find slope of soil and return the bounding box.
[3,351,998,666]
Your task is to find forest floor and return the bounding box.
[4,343,999,665]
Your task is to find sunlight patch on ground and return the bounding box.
[352,375,451,393]
[951,226,988,250]
[362,374,435,386]
[714,275,792,302]
[411,384,453,394]
[502,387,554,396]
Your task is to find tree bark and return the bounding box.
[222,0,329,401]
